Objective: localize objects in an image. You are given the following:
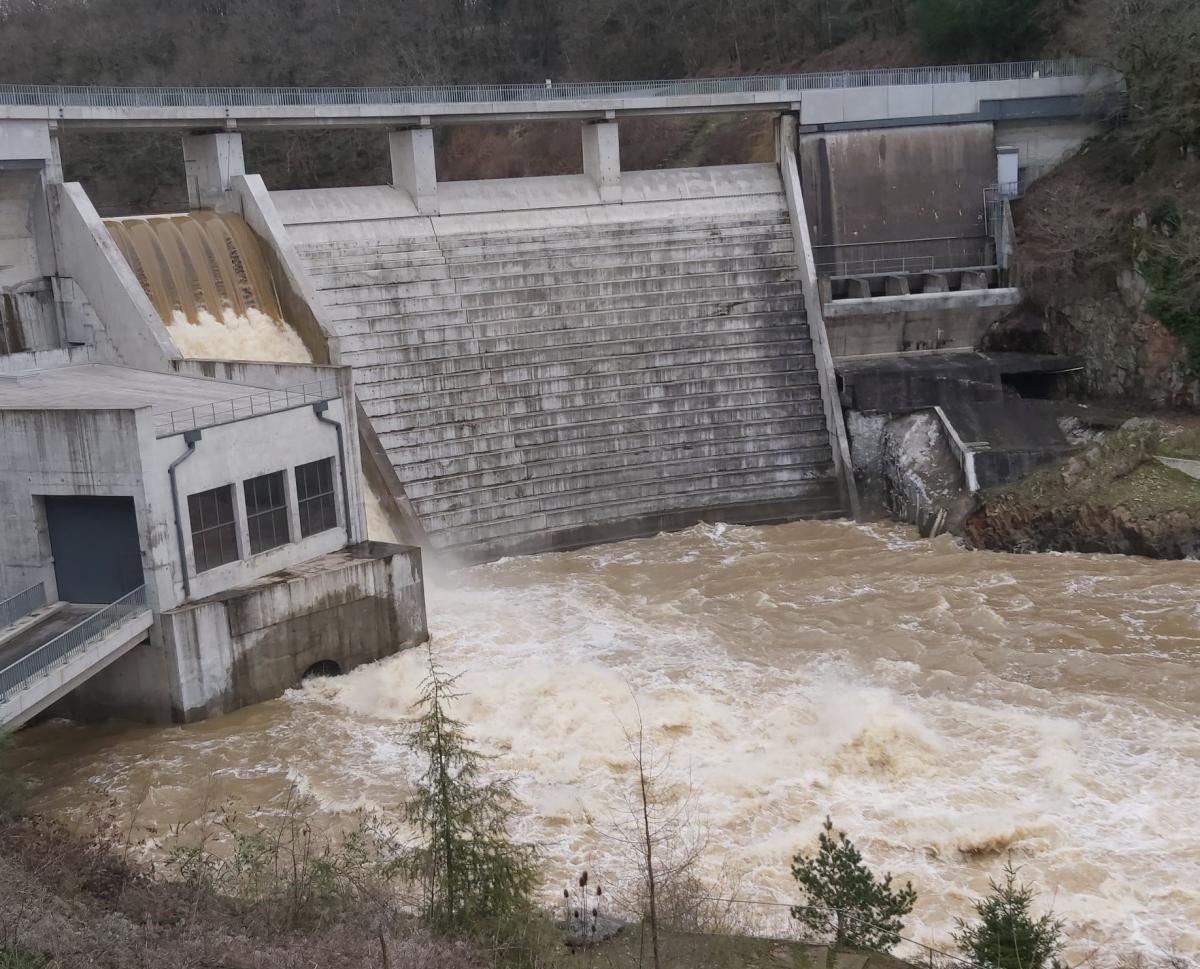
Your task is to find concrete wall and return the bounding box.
[797,123,995,250]
[280,164,850,556]
[233,173,335,364]
[0,408,154,602]
[0,161,60,354]
[49,182,179,370]
[158,544,426,721]
[993,117,1102,178]
[150,396,361,606]
[824,289,1022,358]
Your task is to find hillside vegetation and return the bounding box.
[0,0,1071,210]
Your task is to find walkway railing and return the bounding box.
[0,583,47,631]
[0,585,147,704]
[0,59,1095,108]
[813,233,992,278]
[155,377,338,437]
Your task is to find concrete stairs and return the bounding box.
[296,206,844,557]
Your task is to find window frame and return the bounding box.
[294,457,340,539]
[187,484,240,573]
[243,469,291,556]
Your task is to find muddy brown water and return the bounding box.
[13,522,1200,962]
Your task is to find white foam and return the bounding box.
[168,308,313,363]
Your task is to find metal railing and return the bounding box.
[814,233,992,278]
[0,59,1096,109]
[155,377,338,437]
[0,585,147,704]
[0,583,46,631]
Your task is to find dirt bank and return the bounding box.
[964,420,1200,558]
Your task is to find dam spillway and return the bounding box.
[278,165,844,558]
[104,211,312,362]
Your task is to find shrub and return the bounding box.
[954,861,1065,969]
[404,647,539,955]
[790,816,917,952]
[0,943,49,969]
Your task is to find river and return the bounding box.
[12,521,1200,962]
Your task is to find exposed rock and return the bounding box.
[878,412,975,534]
[964,420,1200,559]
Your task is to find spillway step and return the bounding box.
[339,319,812,363]
[419,468,840,533]
[360,364,823,415]
[439,483,846,555]
[368,391,827,437]
[325,278,803,325]
[404,442,836,507]
[319,265,801,308]
[309,255,799,293]
[346,332,814,382]
[333,296,806,341]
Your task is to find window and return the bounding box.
[187,485,238,573]
[295,458,339,538]
[244,471,290,555]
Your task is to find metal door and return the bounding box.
[44,496,144,603]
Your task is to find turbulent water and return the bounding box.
[167,307,313,363]
[14,522,1200,962]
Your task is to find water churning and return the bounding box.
[105,212,311,362]
[15,522,1200,962]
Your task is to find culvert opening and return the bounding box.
[303,660,342,680]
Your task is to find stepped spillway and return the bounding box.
[277,166,844,558]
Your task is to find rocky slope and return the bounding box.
[964,420,1200,558]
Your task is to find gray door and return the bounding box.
[44,496,144,603]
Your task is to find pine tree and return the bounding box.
[404,648,538,942]
[790,816,917,952]
[954,862,1065,969]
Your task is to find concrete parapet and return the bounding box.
[389,128,438,214]
[184,132,245,211]
[582,121,621,202]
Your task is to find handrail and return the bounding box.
[0,585,148,704]
[0,59,1099,109]
[154,377,338,437]
[0,582,46,630]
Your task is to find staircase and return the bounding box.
[296,201,845,558]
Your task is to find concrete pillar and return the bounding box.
[582,121,621,202]
[960,269,990,291]
[0,120,60,292]
[847,277,873,299]
[389,128,438,214]
[884,275,911,296]
[775,112,798,165]
[183,132,245,211]
[921,272,949,293]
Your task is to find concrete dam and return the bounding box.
[278,168,845,557]
[0,61,1119,726]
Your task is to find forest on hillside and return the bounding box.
[0,0,1081,209]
